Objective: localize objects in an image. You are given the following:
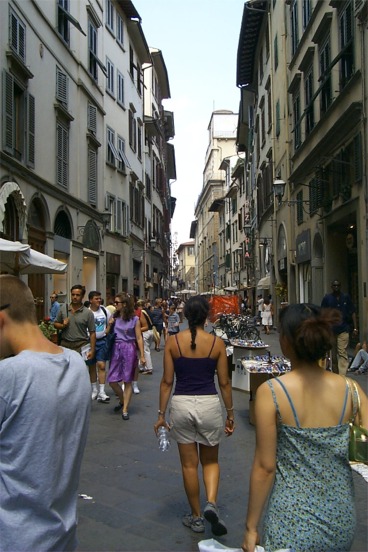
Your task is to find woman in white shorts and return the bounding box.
[154,296,235,536]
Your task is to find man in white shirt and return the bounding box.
[87,291,111,402]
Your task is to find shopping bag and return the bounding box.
[198,539,293,552]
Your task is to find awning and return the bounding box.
[257,275,271,289]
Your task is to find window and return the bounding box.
[87,103,97,135]
[107,127,119,166]
[116,13,124,46]
[88,19,107,82]
[56,121,68,188]
[291,0,299,56]
[87,147,97,205]
[2,70,35,167]
[304,66,314,134]
[339,1,354,89]
[319,37,332,114]
[302,0,312,30]
[116,199,130,236]
[117,135,131,172]
[57,0,85,44]
[274,35,278,69]
[296,191,303,224]
[293,92,301,149]
[145,173,151,200]
[88,19,98,80]
[117,71,125,106]
[106,57,114,95]
[137,121,142,159]
[129,46,134,78]
[129,106,137,152]
[9,7,26,61]
[275,100,280,137]
[56,66,68,107]
[105,0,114,33]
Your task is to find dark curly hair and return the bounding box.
[279,303,342,362]
[115,293,135,321]
[184,295,210,350]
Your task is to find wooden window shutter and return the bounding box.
[3,70,14,153]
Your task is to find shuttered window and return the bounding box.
[56,122,68,188]
[88,148,97,205]
[56,67,68,107]
[9,8,26,62]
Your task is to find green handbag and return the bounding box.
[346,378,368,464]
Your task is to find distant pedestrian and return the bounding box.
[150,298,164,351]
[107,293,145,420]
[0,275,90,551]
[321,280,358,375]
[154,295,234,536]
[261,297,273,334]
[167,304,180,337]
[49,292,60,322]
[256,294,264,324]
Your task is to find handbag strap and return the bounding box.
[345,377,361,425]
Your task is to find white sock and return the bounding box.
[132,381,138,387]
[99,383,105,394]
[92,382,98,392]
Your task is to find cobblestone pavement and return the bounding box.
[77,324,367,552]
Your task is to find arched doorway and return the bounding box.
[28,198,47,321]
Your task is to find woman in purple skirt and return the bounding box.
[107,293,145,420]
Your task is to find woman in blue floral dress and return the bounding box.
[242,304,367,552]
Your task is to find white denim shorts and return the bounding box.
[169,394,223,446]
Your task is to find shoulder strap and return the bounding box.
[273,377,301,428]
[101,306,108,323]
[142,310,153,329]
[208,335,217,357]
[266,380,282,423]
[345,377,360,424]
[175,334,182,357]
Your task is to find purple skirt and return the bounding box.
[107,341,138,383]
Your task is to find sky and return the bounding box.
[136,0,245,248]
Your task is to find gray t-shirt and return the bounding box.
[0,349,91,551]
[56,304,95,342]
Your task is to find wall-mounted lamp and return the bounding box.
[273,179,310,212]
[243,223,252,236]
[132,237,157,254]
[259,238,272,247]
[273,178,286,203]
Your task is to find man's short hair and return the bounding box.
[88,290,101,301]
[71,284,85,296]
[0,275,37,324]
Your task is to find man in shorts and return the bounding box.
[87,291,111,402]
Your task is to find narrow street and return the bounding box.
[77,325,368,552]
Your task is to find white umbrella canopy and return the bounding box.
[0,238,67,275]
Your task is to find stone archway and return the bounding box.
[0,181,27,239]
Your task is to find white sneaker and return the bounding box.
[91,388,98,400]
[132,382,140,394]
[97,391,110,403]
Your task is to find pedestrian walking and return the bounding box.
[154,295,235,536]
[107,293,145,420]
[0,275,90,551]
[150,298,164,351]
[49,291,60,322]
[321,280,358,374]
[139,301,155,375]
[87,290,111,402]
[54,284,96,360]
[261,296,273,334]
[241,303,367,552]
[167,304,180,337]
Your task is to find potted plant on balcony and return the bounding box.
[38,317,58,343]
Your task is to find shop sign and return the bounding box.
[296,229,311,263]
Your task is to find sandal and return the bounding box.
[122,412,129,420]
[114,401,123,412]
[155,347,160,352]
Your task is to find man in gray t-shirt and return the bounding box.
[55,284,96,358]
[0,275,90,551]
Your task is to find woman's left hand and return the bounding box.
[225,417,235,436]
[153,419,170,436]
[140,355,146,365]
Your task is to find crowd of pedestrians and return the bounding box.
[0,276,367,552]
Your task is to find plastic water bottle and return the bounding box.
[157,426,170,452]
